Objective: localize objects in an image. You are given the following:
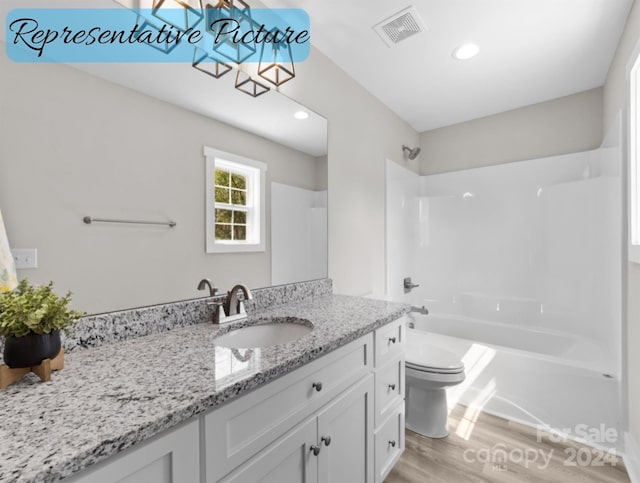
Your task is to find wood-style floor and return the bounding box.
[385,405,630,483]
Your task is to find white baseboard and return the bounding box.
[625,432,640,483]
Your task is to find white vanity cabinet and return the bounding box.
[204,333,374,482]
[66,420,200,483]
[205,333,374,483]
[66,317,407,483]
[209,317,406,483]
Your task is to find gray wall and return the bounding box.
[603,0,640,453]
[315,155,329,191]
[419,88,604,175]
[0,54,319,313]
[280,48,420,298]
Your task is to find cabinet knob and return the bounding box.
[321,436,331,447]
[310,445,321,456]
[388,337,397,344]
[312,382,323,392]
[388,383,396,391]
[389,440,396,448]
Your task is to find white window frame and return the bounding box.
[629,40,640,264]
[204,146,267,253]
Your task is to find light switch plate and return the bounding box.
[12,249,38,269]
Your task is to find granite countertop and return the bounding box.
[0,294,409,483]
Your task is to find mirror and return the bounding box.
[0,20,327,314]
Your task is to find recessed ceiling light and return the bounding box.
[453,43,480,60]
[294,111,309,120]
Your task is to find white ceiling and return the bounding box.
[3,0,632,136]
[262,0,633,132]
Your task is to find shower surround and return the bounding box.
[386,144,623,450]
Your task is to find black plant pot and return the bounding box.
[3,331,61,369]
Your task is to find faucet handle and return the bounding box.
[206,299,224,324]
[234,298,249,317]
[403,277,420,293]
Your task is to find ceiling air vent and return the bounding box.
[373,6,427,48]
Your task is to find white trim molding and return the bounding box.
[625,432,640,483]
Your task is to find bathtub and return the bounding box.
[407,313,622,451]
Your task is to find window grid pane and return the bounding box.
[231,189,247,206]
[215,187,230,204]
[215,169,230,188]
[231,173,247,190]
[215,224,232,240]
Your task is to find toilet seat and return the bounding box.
[406,361,464,375]
[406,364,466,385]
[406,331,464,374]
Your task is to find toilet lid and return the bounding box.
[405,333,464,373]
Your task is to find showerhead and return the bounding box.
[402,145,421,160]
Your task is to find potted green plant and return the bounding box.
[0,279,85,368]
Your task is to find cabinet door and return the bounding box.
[67,420,200,483]
[219,418,318,483]
[317,375,374,483]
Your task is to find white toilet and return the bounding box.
[405,330,465,438]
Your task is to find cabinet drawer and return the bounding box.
[375,355,405,429]
[374,402,405,483]
[374,317,406,367]
[205,333,373,483]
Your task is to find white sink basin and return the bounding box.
[214,318,313,349]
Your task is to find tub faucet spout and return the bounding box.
[410,306,429,315]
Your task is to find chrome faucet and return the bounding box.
[224,284,253,317]
[197,280,254,324]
